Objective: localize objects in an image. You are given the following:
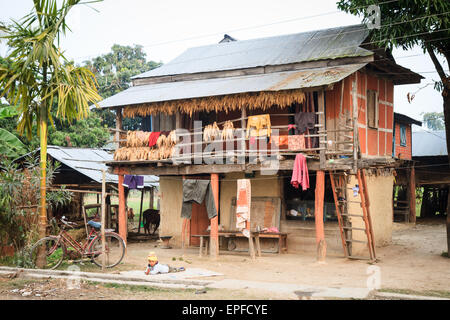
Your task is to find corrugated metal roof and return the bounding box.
[99,63,366,108]
[133,24,371,79]
[22,146,159,187]
[412,130,447,157]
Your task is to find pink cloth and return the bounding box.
[291,154,309,191]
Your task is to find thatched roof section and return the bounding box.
[123,89,306,117]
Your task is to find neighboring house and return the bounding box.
[412,130,449,219]
[393,113,422,160]
[16,146,159,229]
[99,25,422,260]
[391,113,422,222]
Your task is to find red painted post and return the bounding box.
[315,170,326,262]
[210,173,219,258]
[118,173,127,246]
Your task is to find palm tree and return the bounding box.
[0,0,102,241]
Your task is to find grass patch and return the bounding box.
[86,280,199,294]
[441,252,448,258]
[379,288,450,299]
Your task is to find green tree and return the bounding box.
[337,0,450,254]
[0,1,102,244]
[422,111,445,130]
[84,44,162,130]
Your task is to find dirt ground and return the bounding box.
[0,218,448,300]
[122,218,450,293]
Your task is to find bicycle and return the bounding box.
[29,216,125,270]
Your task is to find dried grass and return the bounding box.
[122,89,306,118]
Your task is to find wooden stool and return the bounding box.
[160,236,172,249]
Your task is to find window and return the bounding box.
[367,89,378,128]
[400,125,407,146]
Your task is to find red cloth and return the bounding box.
[148,132,161,147]
[291,154,309,191]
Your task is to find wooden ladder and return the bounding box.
[329,169,376,261]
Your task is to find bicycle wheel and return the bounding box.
[90,233,125,268]
[30,236,66,270]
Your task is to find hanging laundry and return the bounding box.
[180,180,217,219]
[123,175,144,189]
[270,135,289,148]
[236,179,251,237]
[294,112,315,135]
[246,114,272,138]
[291,154,309,191]
[288,135,306,151]
[148,132,161,147]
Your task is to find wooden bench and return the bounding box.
[192,231,288,258]
[253,232,288,254]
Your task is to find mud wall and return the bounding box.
[347,171,394,255]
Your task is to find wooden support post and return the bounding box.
[150,187,155,210]
[409,166,416,223]
[318,90,326,169]
[315,170,327,263]
[118,173,127,246]
[101,169,106,272]
[210,173,219,259]
[138,189,144,234]
[115,107,122,149]
[352,80,359,173]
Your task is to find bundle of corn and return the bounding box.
[123,89,306,118]
[148,148,160,160]
[159,145,175,159]
[203,122,220,142]
[156,134,167,148]
[127,130,151,147]
[221,120,234,140]
[167,130,178,146]
[114,147,132,160]
[114,147,150,161]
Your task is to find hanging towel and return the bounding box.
[288,135,306,151]
[236,179,251,237]
[246,114,272,138]
[148,132,161,147]
[291,154,309,191]
[180,180,217,219]
[123,175,144,189]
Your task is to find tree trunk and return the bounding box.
[37,101,48,268]
[442,89,450,256]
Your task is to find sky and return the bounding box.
[0,0,447,129]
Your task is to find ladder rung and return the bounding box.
[343,227,366,231]
[345,239,367,244]
[341,214,364,217]
[333,140,354,145]
[347,256,372,260]
[339,200,362,204]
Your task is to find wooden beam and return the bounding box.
[409,166,417,223]
[118,174,127,246]
[315,170,326,263]
[318,90,326,169]
[115,107,122,149]
[210,173,219,259]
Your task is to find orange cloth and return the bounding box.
[236,179,251,236]
[270,135,289,148]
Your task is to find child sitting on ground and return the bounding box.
[145,252,184,275]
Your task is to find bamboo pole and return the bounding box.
[101,169,106,272]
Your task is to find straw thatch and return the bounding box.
[122,89,306,118]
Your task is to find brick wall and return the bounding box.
[394,122,412,160]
